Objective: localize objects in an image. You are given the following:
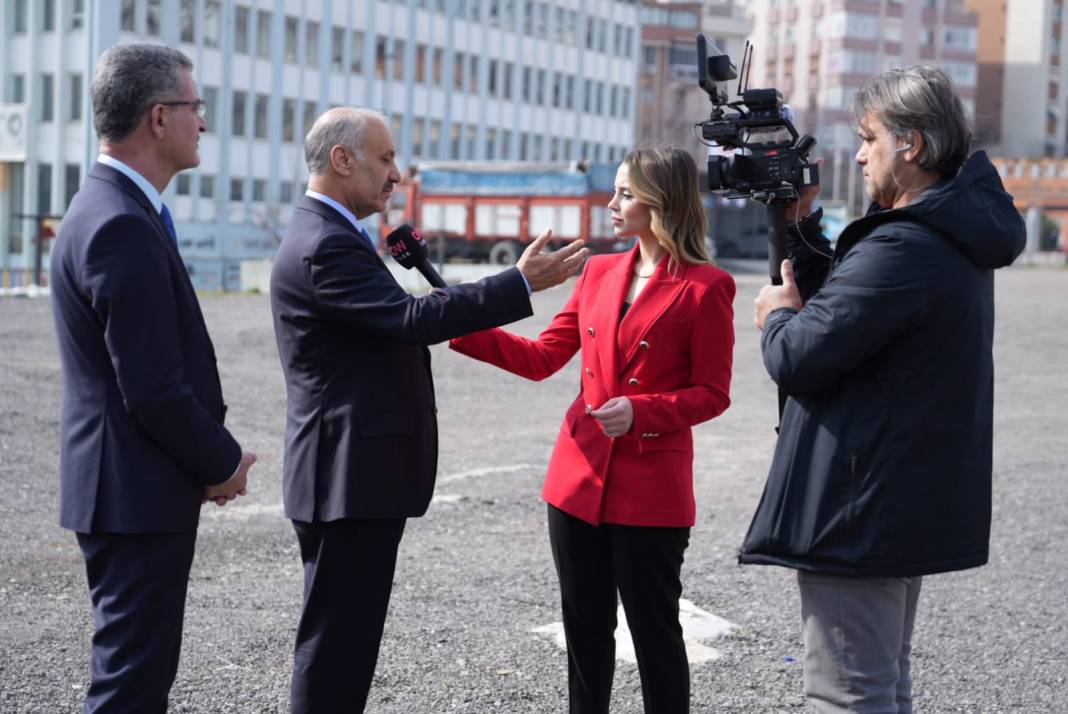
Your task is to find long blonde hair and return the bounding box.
[624,147,713,269]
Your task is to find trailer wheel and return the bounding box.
[488,240,521,265]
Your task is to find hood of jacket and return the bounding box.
[839,150,1026,269]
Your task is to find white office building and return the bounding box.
[0,0,640,289]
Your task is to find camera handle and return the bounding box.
[766,202,788,286]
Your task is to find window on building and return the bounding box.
[488,0,500,28]
[68,73,82,121]
[565,75,574,110]
[486,127,497,159]
[146,0,162,35]
[232,91,247,136]
[412,117,425,158]
[42,0,56,31]
[331,27,344,71]
[468,55,478,93]
[502,0,515,31]
[522,67,531,103]
[609,85,618,118]
[235,6,249,52]
[595,81,604,114]
[306,21,319,67]
[180,0,195,43]
[204,1,221,47]
[409,43,426,84]
[200,175,215,199]
[256,10,272,58]
[279,181,294,203]
[351,31,365,73]
[14,0,28,33]
[519,132,529,160]
[523,1,534,35]
[450,123,461,158]
[12,75,25,103]
[429,119,442,158]
[393,39,406,81]
[621,87,631,119]
[199,86,216,132]
[488,60,498,96]
[302,101,318,138]
[468,0,480,23]
[284,17,298,63]
[583,78,593,112]
[41,74,55,122]
[536,69,546,104]
[466,124,477,159]
[230,178,243,201]
[533,134,543,160]
[552,73,562,108]
[501,129,512,159]
[64,164,80,208]
[177,174,191,195]
[535,2,548,38]
[376,36,388,79]
[283,99,296,141]
[432,47,443,85]
[503,62,513,100]
[942,60,977,87]
[943,26,976,52]
[549,137,560,161]
[254,95,268,138]
[252,179,266,202]
[121,0,135,32]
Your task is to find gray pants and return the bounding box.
[797,571,923,714]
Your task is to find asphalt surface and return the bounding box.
[0,264,1066,713]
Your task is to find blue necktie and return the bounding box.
[159,204,178,246]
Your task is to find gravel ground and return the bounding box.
[0,264,1066,713]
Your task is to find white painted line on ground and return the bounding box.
[437,463,540,485]
[532,598,736,665]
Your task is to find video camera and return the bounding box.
[694,35,819,285]
[695,35,819,203]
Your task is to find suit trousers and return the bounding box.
[77,530,198,714]
[290,517,407,714]
[798,571,924,714]
[547,504,691,714]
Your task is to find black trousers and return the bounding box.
[290,517,407,714]
[547,504,691,714]
[77,530,198,714]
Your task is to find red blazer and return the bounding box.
[450,246,735,527]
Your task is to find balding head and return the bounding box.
[304,107,388,176]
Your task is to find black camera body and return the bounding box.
[696,36,818,202]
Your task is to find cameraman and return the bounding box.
[741,66,1025,712]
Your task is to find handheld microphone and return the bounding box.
[386,224,447,289]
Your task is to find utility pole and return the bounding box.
[13,212,62,286]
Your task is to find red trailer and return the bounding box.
[382,161,623,264]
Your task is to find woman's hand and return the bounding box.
[590,397,633,438]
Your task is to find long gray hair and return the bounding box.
[90,43,193,142]
[851,65,971,176]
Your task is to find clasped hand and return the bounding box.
[590,397,633,438]
[203,452,256,507]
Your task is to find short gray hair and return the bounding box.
[851,65,971,176]
[90,42,193,142]
[304,108,388,175]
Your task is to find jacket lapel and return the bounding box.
[617,258,687,372]
[594,250,633,396]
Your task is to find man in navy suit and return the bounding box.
[50,43,256,713]
[270,107,588,712]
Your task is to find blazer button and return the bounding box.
[584,404,593,415]
[587,326,596,336]
[585,367,593,376]
[628,377,640,386]
[639,340,649,350]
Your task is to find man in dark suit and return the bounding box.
[270,107,587,712]
[50,43,256,713]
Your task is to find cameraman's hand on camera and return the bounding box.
[755,260,802,331]
[785,184,820,222]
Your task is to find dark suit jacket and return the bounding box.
[50,162,241,534]
[270,196,532,522]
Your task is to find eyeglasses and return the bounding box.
[158,99,207,117]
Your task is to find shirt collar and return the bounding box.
[305,190,370,239]
[97,154,164,214]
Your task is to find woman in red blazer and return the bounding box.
[451,147,735,714]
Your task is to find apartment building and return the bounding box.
[636,0,752,167]
[747,0,979,214]
[0,0,641,289]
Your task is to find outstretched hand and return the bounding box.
[516,229,589,292]
[754,260,802,331]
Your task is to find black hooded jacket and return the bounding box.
[739,151,1026,577]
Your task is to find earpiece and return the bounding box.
[895,144,914,153]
